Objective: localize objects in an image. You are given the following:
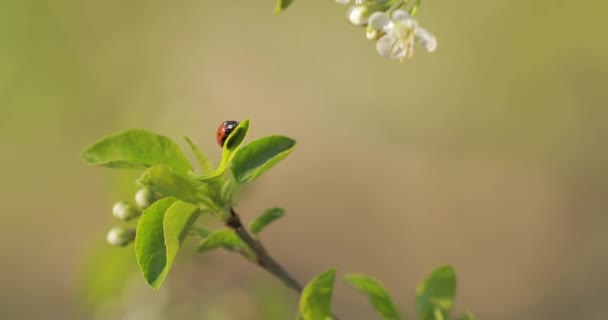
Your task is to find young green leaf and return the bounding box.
[184,136,215,174]
[416,265,456,320]
[81,129,192,174]
[138,165,211,207]
[189,226,213,238]
[197,229,254,259]
[194,119,250,181]
[231,135,295,184]
[198,229,242,252]
[250,207,286,236]
[344,273,402,320]
[134,198,177,289]
[299,268,337,320]
[274,0,294,15]
[163,201,199,277]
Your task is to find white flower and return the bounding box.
[366,11,391,39]
[368,9,437,60]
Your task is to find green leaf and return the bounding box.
[163,201,199,278]
[344,273,402,320]
[274,0,294,15]
[184,136,215,174]
[299,268,336,320]
[197,229,255,259]
[250,207,285,236]
[195,119,250,181]
[138,165,210,206]
[197,230,242,252]
[231,135,295,184]
[416,265,456,320]
[81,129,192,174]
[189,226,213,238]
[134,198,176,289]
[135,198,199,289]
[455,311,475,320]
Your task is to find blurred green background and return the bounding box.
[1,0,607,319]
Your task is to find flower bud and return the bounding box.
[347,5,371,26]
[112,201,140,221]
[366,24,378,40]
[134,188,157,209]
[106,227,136,247]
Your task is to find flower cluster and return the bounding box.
[337,0,437,61]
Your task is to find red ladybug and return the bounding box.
[217,120,239,147]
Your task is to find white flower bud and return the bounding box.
[112,201,140,221]
[366,26,378,40]
[347,5,370,26]
[134,188,156,209]
[106,227,135,247]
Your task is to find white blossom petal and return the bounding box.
[415,27,437,52]
[347,6,369,26]
[392,9,417,29]
[376,34,406,59]
[368,12,392,32]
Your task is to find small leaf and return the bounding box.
[190,226,213,238]
[455,311,475,320]
[274,0,294,15]
[231,135,295,184]
[163,201,199,278]
[138,165,210,206]
[344,273,402,320]
[195,120,250,181]
[134,198,177,289]
[197,230,254,259]
[184,136,215,174]
[416,265,456,320]
[250,207,286,235]
[81,129,192,174]
[299,268,336,320]
[223,119,249,152]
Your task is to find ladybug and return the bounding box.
[217,120,239,147]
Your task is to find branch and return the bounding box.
[226,207,303,292]
[226,208,341,320]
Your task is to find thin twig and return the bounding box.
[226,208,303,292]
[226,208,340,320]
